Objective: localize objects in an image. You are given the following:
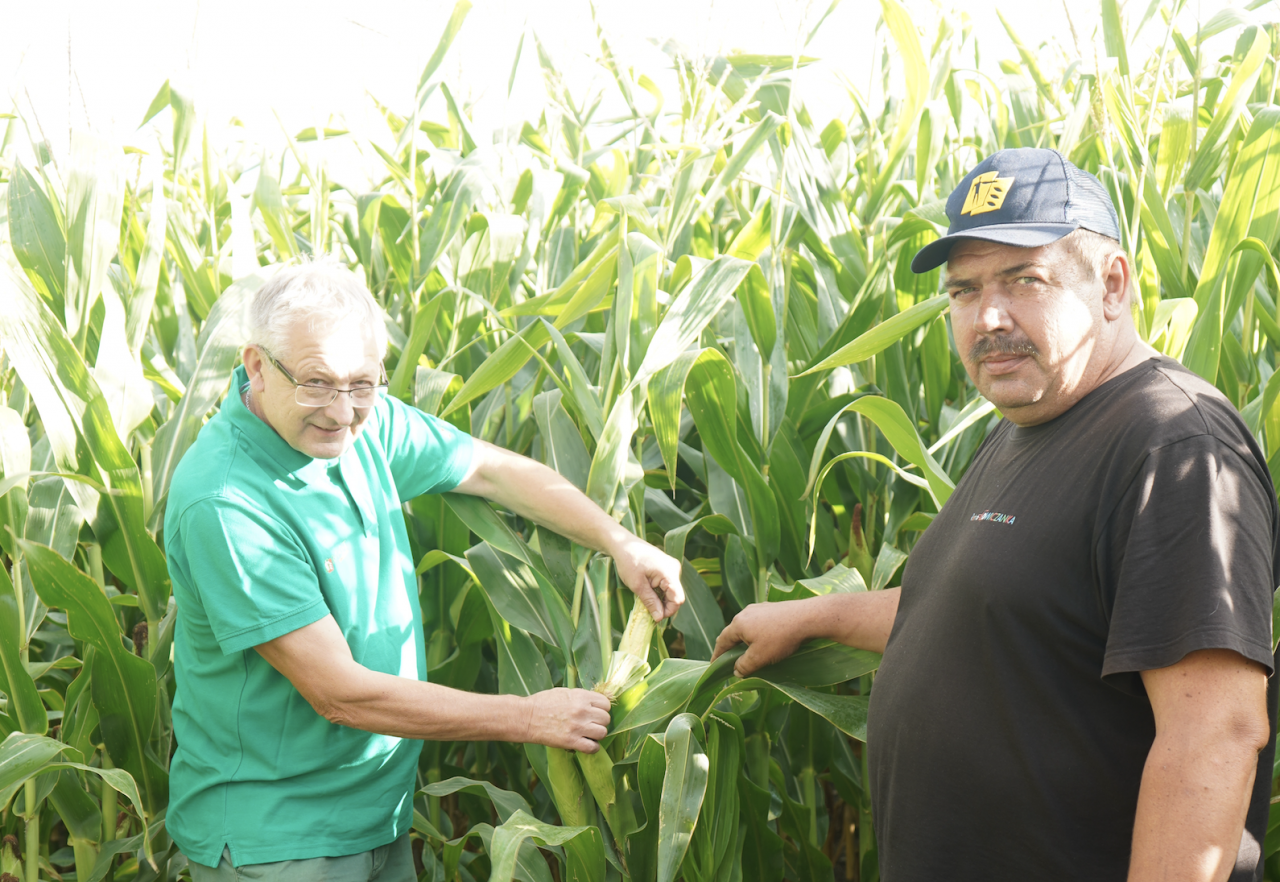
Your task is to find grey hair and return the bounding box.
[247,258,387,360]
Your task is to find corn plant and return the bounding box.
[1,1,1280,880]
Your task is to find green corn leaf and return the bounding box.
[446,493,543,573]
[671,561,724,662]
[647,351,702,490]
[633,256,755,389]
[127,167,167,354]
[753,639,881,687]
[417,0,473,99]
[1100,0,1130,76]
[1184,107,1280,381]
[612,659,708,736]
[466,542,572,657]
[488,809,605,882]
[657,713,709,882]
[0,263,169,623]
[6,159,66,318]
[150,272,269,527]
[723,676,870,740]
[533,391,592,490]
[0,566,45,735]
[253,162,297,259]
[1184,26,1270,194]
[420,155,489,278]
[585,386,637,514]
[488,605,554,698]
[0,732,79,813]
[20,540,165,810]
[389,289,446,402]
[420,776,531,823]
[796,293,949,376]
[806,394,954,504]
[685,349,780,575]
[63,132,126,347]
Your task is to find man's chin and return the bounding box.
[296,429,354,459]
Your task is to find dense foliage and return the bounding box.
[2,1,1280,880]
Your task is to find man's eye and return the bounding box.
[302,382,331,390]
[949,287,976,298]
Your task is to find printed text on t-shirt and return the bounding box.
[970,511,1016,525]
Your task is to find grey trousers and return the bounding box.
[187,833,414,882]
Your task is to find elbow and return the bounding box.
[1231,707,1272,756]
[304,691,359,728]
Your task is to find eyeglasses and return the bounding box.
[259,347,388,408]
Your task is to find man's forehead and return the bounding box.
[284,325,383,378]
[943,238,1059,283]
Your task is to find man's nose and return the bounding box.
[322,392,357,425]
[972,287,1014,334]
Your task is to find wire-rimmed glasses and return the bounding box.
[259,347,388,409]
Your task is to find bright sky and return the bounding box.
[0,0,1254,184]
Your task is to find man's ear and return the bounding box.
[1100,250,1132,321]
[243,345,266,390]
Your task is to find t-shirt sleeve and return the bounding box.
[1101,434,1276,688]
[374,394,475,499]
[178,497,330,655]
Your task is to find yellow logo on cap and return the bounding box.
[960,171,1015,216]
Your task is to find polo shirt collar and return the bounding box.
[225,364,325,479]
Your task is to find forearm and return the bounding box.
[458,442,631,555]
[806,587,900,653]
[312,662,530,741]
[1128,735,1260,881]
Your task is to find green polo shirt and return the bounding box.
[164,365,474,868]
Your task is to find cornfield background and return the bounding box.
[2,0,1280,880]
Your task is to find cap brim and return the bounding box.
[910,223,1080,273]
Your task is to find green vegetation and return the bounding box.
[2,1,1280,879]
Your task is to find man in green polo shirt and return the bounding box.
[165,262,685,881]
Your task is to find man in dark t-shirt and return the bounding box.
[713,148,1279,881]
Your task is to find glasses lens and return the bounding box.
[296,385,337,407]
[351,387,383,407]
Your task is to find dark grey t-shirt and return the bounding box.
[867,357,1279,881]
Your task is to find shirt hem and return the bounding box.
[176,824,409,868]
[217,598,331,655]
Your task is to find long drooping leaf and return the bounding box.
[21,540,165,810]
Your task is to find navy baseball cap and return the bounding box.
[910,148,1121,273]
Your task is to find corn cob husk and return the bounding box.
[594,601,656,703]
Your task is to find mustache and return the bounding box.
[968,335,1039,362]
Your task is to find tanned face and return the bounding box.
[944,236,1144,427]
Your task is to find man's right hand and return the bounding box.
[713,601,815,679]
[522,688,612,753]
[713,589,902,678]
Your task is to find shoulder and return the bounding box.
[166,414,272,529]
[1086,357,1256,454]
[1129,360,1264,472]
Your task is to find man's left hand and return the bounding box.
[611,535,685,621]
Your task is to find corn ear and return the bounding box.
[594,600,656,703]
[1,834,22,881]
